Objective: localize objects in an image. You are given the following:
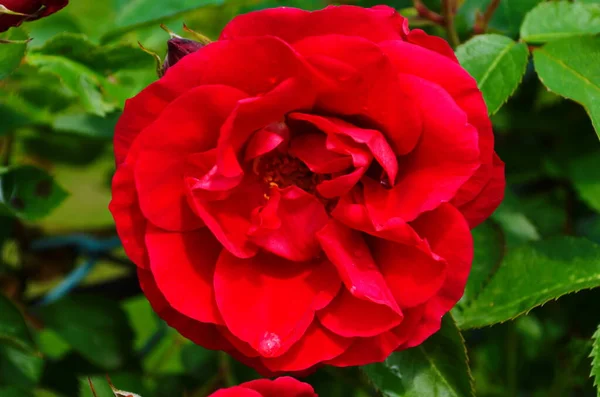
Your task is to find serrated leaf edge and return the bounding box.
[591,324,600,395]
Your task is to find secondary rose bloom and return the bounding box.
[0,0,68,33]
[110,5,505,373]
[209,377,316,397]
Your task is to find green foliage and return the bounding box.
[457,222,504,307]
[533,35,600,138]
[39,296,135,370]
[456,237,600,329]
[0,166,68,221]
[521,1,600,43]
[364,315,474,397]
[570,152,600,213]
[457,0,542,37]
[0,295,43,388]
[0,386,35,397]
[26,54,117,117]
[0,295,36,352]
[0,28,29,80]
[592,325,600,395]
[0,0,599,396]
[37,33,151,73]
[456,34,529,115]
[104,0,225,41]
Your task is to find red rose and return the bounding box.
[110,5,505,374]
[209,377,316,397]
[0,0,68,32]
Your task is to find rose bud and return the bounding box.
[209,377,316,397]
[0,0,68,33]
[111,5,505,374]
[162,37,205,74]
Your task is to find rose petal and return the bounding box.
[220,5,406,44]
[289,113,398,184]
[456,153,505,228]
[316,220,401,315]
[363,74,480,224]
[318,288,402,337]
[217,77,317,179]
[109,164,148,268]
[293,35,422,156]
[261,322,352,372]
[331,187,422,245]
[380,39,493,163]
[133,85,248,231]
[137,268,231,351]
[211,388,262,397]
[146,225,223,324]
[317,167,367,199]
[370,238,447,308]
[115,35,315,164]
[243,377,317,397]
[186,172,262,259]
[214,251,341,358]
[407,29,458,62]
[288,133,352,174]
[244,122,291,161]
[325,305,424,366]
[401,203,473,348]
[249,186,329,262]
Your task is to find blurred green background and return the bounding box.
[1,0,600,396]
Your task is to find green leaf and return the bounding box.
[491,196,541,247]
[39,296,135,371]
[52,112,120,139]
[521,1,600,43]
[26,54,116,116]
[570,152,600,212]
[102,0,224,41]
[0,28,28,80]
[35,33,150,73]
[0,345,44,387]
[456,34,529,115]
[0,92,52,136]
[0,166,68,221]
[533,36,600,138]
[457,221,505,309]
[364,315,474,397]
[0,295,35,353]
[457,237,600,329]
[0,386,35,397]
[592,325,600,396]
[0,295,43,388]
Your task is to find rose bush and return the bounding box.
[0,0,68,32]
[209,377,316,397]
[110,5,505,374]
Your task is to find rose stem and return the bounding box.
[412,0,444,25]
[474,0,501,34]
[442,0,461,48]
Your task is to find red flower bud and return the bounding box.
[0,0,68,33]
[162,37,205,74]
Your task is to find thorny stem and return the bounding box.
[442,0,461,48]
[412,0,444,25]
[474,0,501,34]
